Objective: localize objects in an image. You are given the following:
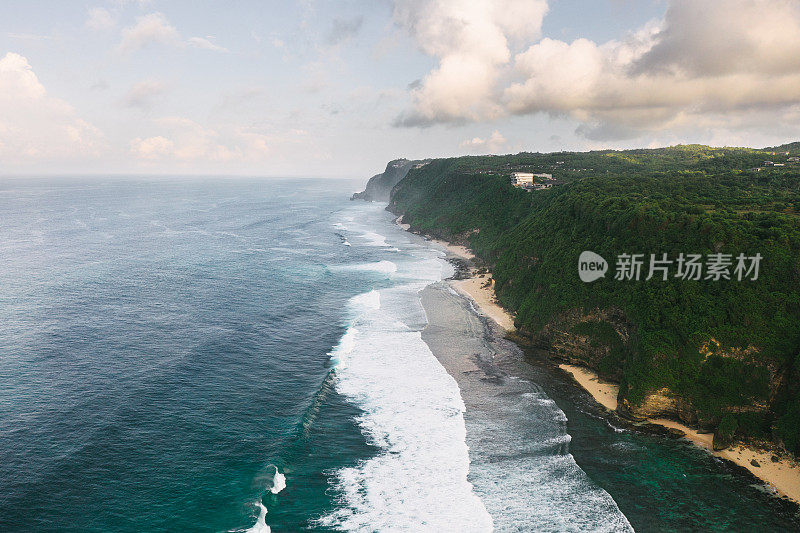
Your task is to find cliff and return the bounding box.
[351,159,428,202]
[383,145,800,455]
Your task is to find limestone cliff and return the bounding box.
[351,159,428,202]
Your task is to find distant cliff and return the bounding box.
[351,159,428,202]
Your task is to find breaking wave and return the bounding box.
[317,261,491,531]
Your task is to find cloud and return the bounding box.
[86,7,116,31]
[392,0,548,126]
[113,0,153,5]
[0,52,103,161]
[118,12,227,53]
[633,0,800,77]
[396,0,800,140]
[130,117,242,162]
[130,135,173,158]
[326,16,363,45]
[505,0,800,139]
[6,32,52,41]
[121,79,166,109]
[459,130,507,153]
[128,117,320,166]
[187,36,228,52]
[118,12,180,52]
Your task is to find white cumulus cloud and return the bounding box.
[186,36,228,52]
[393,0,548,126]
[118,13,227,54]
[86,7,116,31]
[130,117,242,162]
[118,12,181,53]
[396,0,800,140]
[130,135,174,159]
[459,130,507,153]
[0,52,103,161]
[121,79,166,109]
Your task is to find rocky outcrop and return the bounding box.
[351,159,429,202]
[532,307,632,382]
[621,389,678,420]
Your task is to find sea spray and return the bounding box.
[360,231,388,247]
[243,501,270,533]
[336,261,398,274]
[267,466,286,495]
[316,283,493,531]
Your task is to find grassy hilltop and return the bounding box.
[387,144,800,454]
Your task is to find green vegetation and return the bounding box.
[388,144,800,453]
[570,320,627,377]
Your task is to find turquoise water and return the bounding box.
[1,177,798,532]
[500,347,800,532]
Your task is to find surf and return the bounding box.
[317,285,493,531]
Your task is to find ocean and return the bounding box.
[0,177,798,532]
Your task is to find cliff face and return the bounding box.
[384,148,800,455]
[351,159,428,202]
[533,307,631,382]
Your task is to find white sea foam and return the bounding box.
[216,230,243,239]
[351,289,381,311]
[360,231,388,247]
[348,260,398,274]
[321,203,632,531]
[244,501,270,533]
[319,274,492,531]
[328,327,358,369]
[242,468,284,532]
[270,469,286,495]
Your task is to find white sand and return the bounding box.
[560,364,618,411]
[396,220,514,331]
[431,239,515,332]
[431,238,476,262]
[450,277,515,332]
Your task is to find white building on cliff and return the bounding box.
[511,172,534,186]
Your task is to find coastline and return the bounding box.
[417,282,635,531]
[559,363,800,505]
[450,276,515,333]
[396,216,515,332]
[397,216,800,507]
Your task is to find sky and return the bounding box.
[1,0,800,177]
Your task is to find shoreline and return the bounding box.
[559,363,800,505]
[417,282,635,531]
[395,216,515,332]
[396,216,800,507]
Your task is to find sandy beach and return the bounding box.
[399,219,800,507]
[395,215,516,331]
[418,283,636,531]
[418,273,800,529]
[432,237,516,332]
[559,364,618,411]
[559,363,800,505]
[449,277,515,332]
